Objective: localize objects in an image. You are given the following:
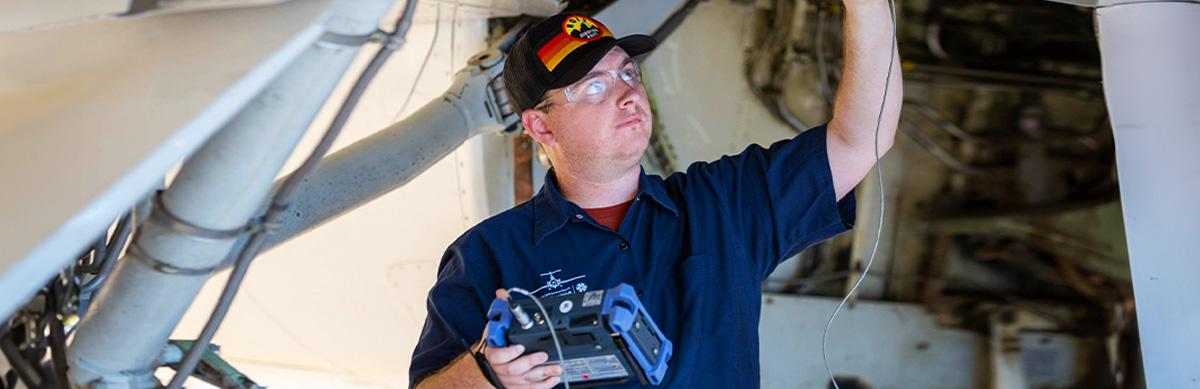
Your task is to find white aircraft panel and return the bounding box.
[0,0,330,319]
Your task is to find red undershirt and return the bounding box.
[583,199,635,231]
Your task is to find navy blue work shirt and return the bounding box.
[410,124,856,388]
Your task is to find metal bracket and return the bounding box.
[126,240,233,276]
[131,191,280,276]
[165,340,263,389]
[449,49,520,134]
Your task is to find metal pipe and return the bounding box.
[66,1,397,386]
[905,63,1102,94]
[165,0,419,385]
[1096,2,1200,387]
[263,48,515,249]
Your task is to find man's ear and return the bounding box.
[522,109,555,147]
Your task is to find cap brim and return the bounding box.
[549,34,658,89]
[616,34,657,57]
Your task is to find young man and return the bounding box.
[412,2,900,387]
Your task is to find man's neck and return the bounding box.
[553,164,640,209]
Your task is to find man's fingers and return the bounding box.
[531,376,562,389]
[484,344,524,365]
[509,375,562,389]
[495,289,510,300]
[521,364,564,383]
[499,351,549,376]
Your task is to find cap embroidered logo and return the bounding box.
[537,15,614,72]
[564,16,603,41]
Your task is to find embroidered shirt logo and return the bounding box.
[532,269,588,298]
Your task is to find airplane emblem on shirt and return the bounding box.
[533,269,587,297]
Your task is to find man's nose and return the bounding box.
[614,80,644,110]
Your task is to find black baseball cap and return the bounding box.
[503,13,658,113]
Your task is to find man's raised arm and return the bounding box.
[826,0,904,200]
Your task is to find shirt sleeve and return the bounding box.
[681,124,857,280]
[408,237,497,387]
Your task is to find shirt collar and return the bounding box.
[532,167,679,245]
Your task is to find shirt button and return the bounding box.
[619,242,630,251]
[575,214,584,220]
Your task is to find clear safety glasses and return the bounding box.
[537,61,643,109]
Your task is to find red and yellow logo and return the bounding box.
[537,16,613,72]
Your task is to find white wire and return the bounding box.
[820,1,898,388]
[507,287,570,389]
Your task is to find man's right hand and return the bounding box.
[414,289,564,389]
[482,343,563,388]
[484,289,563,388]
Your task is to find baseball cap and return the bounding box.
[502,13,658,113]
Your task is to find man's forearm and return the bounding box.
[414,352,492,389]
[829,1,903,152]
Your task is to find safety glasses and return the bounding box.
[537,60,643,109]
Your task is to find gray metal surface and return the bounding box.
[0,0,329,324]
[760,294,979,388]
[1097,2,1200,387]
[759,294,1087,388]
[263,49,514,249]
[65,1,397,386]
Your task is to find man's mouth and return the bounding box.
[617,116,643,129]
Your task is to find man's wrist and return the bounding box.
[472,343,506,388]
[415,351,492,389]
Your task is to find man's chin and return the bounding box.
[617,145,651,164]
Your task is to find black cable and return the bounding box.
[0,334,41,388]
[79,211,134,295]
[47,286,70,389]
[898,120,986,175]
[78,211,135,317]
[392,2,442,122]
[743,0,810,133]
[164,1,418,387]
[0,322,10,389]
[83,238,106,274]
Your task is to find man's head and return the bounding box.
[503,14,657,180]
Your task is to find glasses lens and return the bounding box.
[566,75,610,104]
[620,64,642,87]
[563,64,643,105]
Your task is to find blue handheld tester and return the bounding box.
[485,283,672,387]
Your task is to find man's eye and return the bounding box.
[620,68,640,82]
[583,79,606,95]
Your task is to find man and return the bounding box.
[412,1,900,387]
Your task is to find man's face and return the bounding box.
[523,48,653,175]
